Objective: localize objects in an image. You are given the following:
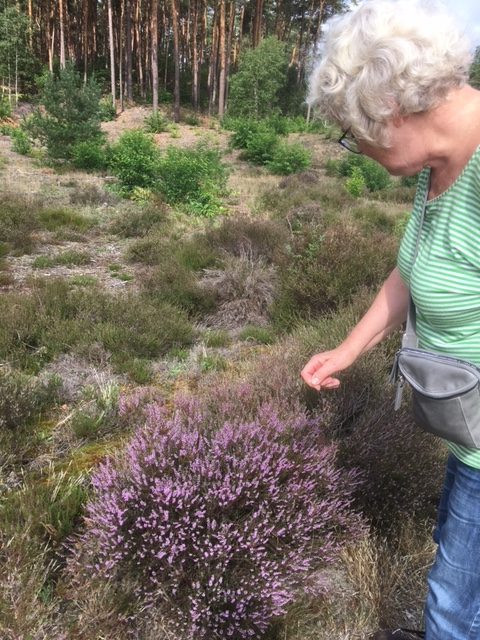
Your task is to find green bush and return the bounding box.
[10,128,32,155]
[229,118,262,149]
[242,127,279,165]
[71,140,106,170]
[0,97,12,119]
[228,36,288,118]
[27,64,104,160]
[156,145,228,215]
[184,114,200,126]
[345,166,366,197]
[99,97,116,122]
[400,173,419,187]
[266,141,312,175]
[352,205,394,232]
[144,111,169,133]
[108,129,160,193]
[330,154,392,192]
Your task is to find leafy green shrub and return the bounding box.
[184,113,200,126]
[27,64,103,159]
[71,140,106,170]
[156,145,228,215]
[0,366,60,429]
[99,97,116,121]
[144,111,169,133]
[229,118,262,149]
[108,129,160,193]
[265,114,290,136]
[228,36,288,118]
[242,127,279,164]
[329,154,392,192]
[0,97,12,119]
[10,128,32,155]
[345,166,366,197]
[266,141,312,175]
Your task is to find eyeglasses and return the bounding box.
[338,128,362,154]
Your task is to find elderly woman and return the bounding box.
[302,1,480,639]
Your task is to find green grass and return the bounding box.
[32,250,91,268]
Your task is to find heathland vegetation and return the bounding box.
[3,2,478,638]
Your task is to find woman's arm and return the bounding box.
[301,267,409,390]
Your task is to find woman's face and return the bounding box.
[357,117,428,176]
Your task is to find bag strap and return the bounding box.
[401,172,431,349]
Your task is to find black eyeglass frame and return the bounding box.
[338,128,362,154]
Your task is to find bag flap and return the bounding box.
[398,351,479,398]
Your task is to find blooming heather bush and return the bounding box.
[71,401,364,638]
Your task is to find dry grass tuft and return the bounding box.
[201,250,277,329]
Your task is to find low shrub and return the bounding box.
[271,223,397,330]
[10,128,32,155]
[144,111,170,133]
[32,250,91,268]
[202,329,231,348]
[266,141,312,175]
[345,167,366,198]
[328,155,392,192]
[69,399,364,638]
[155,145,228,215]
[0,278,195,373]
[69,184,114,206]
[0,97,12,119]
[108,129,160,194]
[0,366,60,429]
[229,118,261,149]
[204,216,289,265]
[143,259,217,315]
[400,174,419,188]
[71,140,106,171]
[184,113,200,126]
[111,203,168,237]
[238,325,276,344]
[352,205,394,232]
[201,252,277,329]
[0,194,40,254]
[242,127,279,165]
[99,97,116,122]
[38,206,97,231]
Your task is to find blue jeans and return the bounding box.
[425,454,480,639]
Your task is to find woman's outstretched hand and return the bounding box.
[301,346,357,391]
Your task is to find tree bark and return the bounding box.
[170,0,180,121]
[125,0,133,102]
[217,0,226,117]
[151,0,158,112]
[59,0,66,68]
[107,0,116,110]
[252,0,264,48]
[191,0,199,110]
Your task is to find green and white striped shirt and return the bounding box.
[397,147,480,468]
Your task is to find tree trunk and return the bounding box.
[135,0,145,99]
[217,0,226,117]
[224,0,235,111]
[59,0,66,68]
[208,3,218,114]
[125,0,133,102]
[170,0,180,122]
[252,0,264,48]
[84,0,89,82]
[107,0,116,110]
[191,0,199,110]
[119,1,124,111]
[151,0,158,112]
